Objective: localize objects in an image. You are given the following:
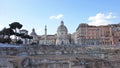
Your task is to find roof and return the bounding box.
[30,28,37,36]
[57,21,68,32]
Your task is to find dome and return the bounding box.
[56,21,70,45]
[57,21,68,32]
[30,28,37,36]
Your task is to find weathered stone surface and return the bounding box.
[0,45,120,68]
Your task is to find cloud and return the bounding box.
[88,12,117,26]
[49,14,64,20]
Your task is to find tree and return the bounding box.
[15,33,24,37]
[0,28,6,38]
[0,28,14,38]
[0,28,14,43]
[16,39,23,44]
[9,22,23,32]
[21,35,33,39]
[5,28,14,38]
[9,22,23,41]
[21,35,33,44]
[0,30,4,43]
[0,31,3,35]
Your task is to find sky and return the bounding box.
[0,0,120,35]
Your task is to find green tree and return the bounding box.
[0,28,6,38]
[5,28,14,39]
[21,35,33,39]
[9,22,23,32]
[16,39,23,44]
[0,28,14,38]
[0,28,14,43]
[21,35,33,44]
[9,22,23,42]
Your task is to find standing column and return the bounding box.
[44,25,47,45]
[81,60,86,68]
[69,61,71,68]
[53,63,56,68]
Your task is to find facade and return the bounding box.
[30,28,39,44]
[39,35,56,45]
[76,23,102,45]
[56,21,70,45]
[19,29,29,44]
[35,21,70,46]
[38,26,56,45]
[110,24,120,45]
[76,23,120,45]
[19,21,120,46]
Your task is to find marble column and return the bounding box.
[44,25,47,45]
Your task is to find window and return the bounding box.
[119,39,120,42]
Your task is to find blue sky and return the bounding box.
[0,0,120,35]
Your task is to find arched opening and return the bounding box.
[61,41,63,45]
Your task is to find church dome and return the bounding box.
[57,21,68,32]
[56,21,70,45]
[30,28,37,36]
